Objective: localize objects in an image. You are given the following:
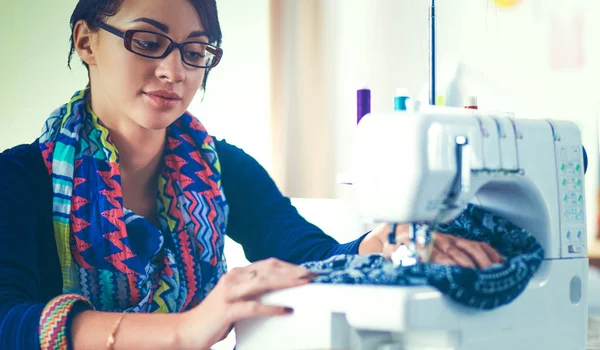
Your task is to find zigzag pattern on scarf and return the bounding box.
[39,294,93,350]
[39,89,229,319]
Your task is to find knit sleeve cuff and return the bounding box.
[39,294,93,350]
[330,232,370,256]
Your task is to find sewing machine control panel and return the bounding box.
[553,123,587,258]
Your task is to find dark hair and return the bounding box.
[67,0,222,91]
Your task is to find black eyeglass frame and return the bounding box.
[97,22,223,69]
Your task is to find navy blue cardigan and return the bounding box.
[0,139,365,349]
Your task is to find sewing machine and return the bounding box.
[234,107,589,350]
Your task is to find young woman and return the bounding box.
[0,0,502,349]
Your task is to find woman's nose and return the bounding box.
[156,48,186,83]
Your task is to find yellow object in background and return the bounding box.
[436,95,446,106]
[495,0,521,9]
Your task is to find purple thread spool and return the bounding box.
[357,89,371,124]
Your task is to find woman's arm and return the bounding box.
[1,143,319,350]
[0,147,179,349]
[215,139,365,265]
[72,258,316,350]
[70,311,180,349]
[0,146,54,349]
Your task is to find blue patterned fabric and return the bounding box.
[38,90,229,314]
[302,204,544,310]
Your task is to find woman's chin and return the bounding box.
[134,117,176,131]
[135,110,183,131]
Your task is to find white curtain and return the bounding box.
[269,0,335,199]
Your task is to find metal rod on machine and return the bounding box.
[429,0,436,105]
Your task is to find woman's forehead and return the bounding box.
[112,0,205,33]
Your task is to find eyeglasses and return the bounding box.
[97,22,223,69]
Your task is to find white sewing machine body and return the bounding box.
[235,107,589,350]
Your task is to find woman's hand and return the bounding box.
[359,223,504,269]
[176,258,317,349]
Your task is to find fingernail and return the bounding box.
[284,307,294,313]
[299,272,320,279]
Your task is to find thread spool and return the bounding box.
[394,88,410,111]
[357,88,371,124]
[464,96,478,110]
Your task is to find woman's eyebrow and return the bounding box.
[129,17,209,40]
[129,17,168,33]
[188,31,209,39]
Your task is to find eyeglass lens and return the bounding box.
[130,31,217,67]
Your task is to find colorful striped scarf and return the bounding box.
[39,89,229,312]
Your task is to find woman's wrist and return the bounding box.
[358,233,383,255]
[174,307,218,350]
[358,223,412,255]
[173,311,192,350]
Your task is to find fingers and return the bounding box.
[209,258,307,331]
[228,258,311,283]
[444,245,476,269]
[251,257,317,281]
[431,233,478,268]
[431,232,452,252]
[225,258,317,302]
[479,242,504,263]
[429,246,456,265]
[432,233,504,269]
[453,239,500,268]
[226,272,311,301]
[226,301,293,323]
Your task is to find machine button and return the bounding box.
[568,245,583,254]
[564,208,584,221]
[571,146,581,161]
[566,230,572,240]
[563,193,583,204]
[565,165,581,176]
[565,207,578,214]
[564,179,582,191]
[560,146,567,159]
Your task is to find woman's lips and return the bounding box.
[144,90,182,108]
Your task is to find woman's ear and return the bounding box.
[73,20,98,66]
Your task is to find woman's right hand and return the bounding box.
[367,223,504,269]
[176,258,318,349]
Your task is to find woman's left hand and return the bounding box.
[359,223,504,269]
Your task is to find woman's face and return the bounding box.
[82,0,207,131]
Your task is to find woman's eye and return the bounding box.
[185,51,205,61]
[134,40,160,51]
